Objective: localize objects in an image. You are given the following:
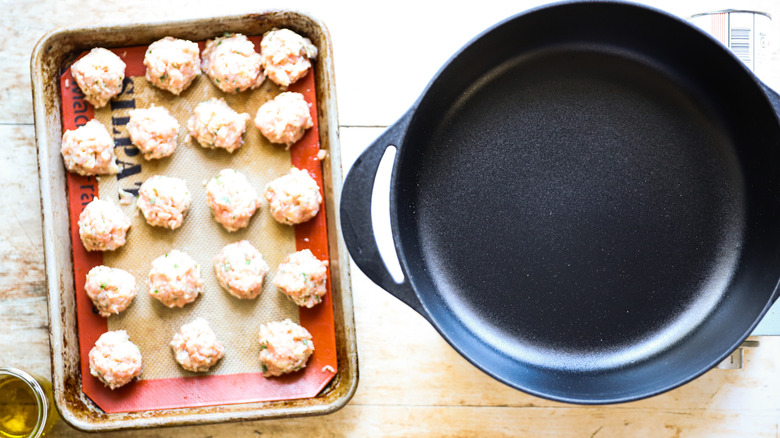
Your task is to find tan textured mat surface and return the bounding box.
[96,73,300,379]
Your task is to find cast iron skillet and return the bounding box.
[340,1,780,404]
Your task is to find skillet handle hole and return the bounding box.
[371,145,405,283]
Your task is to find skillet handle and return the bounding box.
[760,82,780,121]
[340,110,429,318]
[761,83,780,305]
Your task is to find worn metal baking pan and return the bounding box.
[30,10,357,431]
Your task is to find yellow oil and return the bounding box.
[37,378,57,436]
[0,376,38,438]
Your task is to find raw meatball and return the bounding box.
[273,249,328,308]
[254,92,313,147]
[84,266,137,317]
[78,197,132,252]
[206,169,261,231]
[127,106,180,160]
[258,319,314,377]
[260,28,317,87]
[88,330,142,389]
[148,249,202,308]
[61,119,119,176]
[213,240,269,299]
[187,98,251,153]
[70,48,126,108]
[201,33,264,93]
[144,36,200,95]
[170,318,225,372]
[264,167,322,225]
[137,175,192,229]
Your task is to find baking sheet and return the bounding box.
[60,37,338,413]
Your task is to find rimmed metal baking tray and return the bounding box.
[30,10,357,431]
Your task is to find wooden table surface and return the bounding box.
[3,0,780,436]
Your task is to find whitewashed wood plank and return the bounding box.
[0,126,45,299]
[45,404,780,437]
[0,297,51,377]
[7,0,780,125]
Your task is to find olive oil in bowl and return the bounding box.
[0,368,57,438]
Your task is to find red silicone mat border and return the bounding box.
[60,41,337,413]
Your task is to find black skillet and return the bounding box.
[339,1,780,404]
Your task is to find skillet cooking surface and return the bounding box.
[388,2,780,402]
[413,48,743,369]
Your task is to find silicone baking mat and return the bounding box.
[60,37,337,413]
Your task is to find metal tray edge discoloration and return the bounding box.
[31,10,357,432]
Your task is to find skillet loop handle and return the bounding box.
[761,82,780,121]
[760,82,780,305]
[340,110,429,318]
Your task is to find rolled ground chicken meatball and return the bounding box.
[264,167,322,225]
[70,47,126,108]
[144,36,201,95]
[258,319,314,377]
[127,106,180,160]
[273,249,328,308]
[188,98,251,153]
[137,175,192,229]
[213,240,269,299]
[148,249,202,308]
[170,318,225,372]
[206,169,261,231]
[78,197,132,252]
[84,266,138,317]
[254,91,313,147]
[260,28,317,88]
[201,33,264,94]
[88,330,142,389]
[61,119,119,176]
